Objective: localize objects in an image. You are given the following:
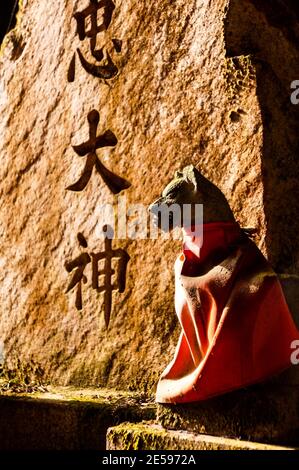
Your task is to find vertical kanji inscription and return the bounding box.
[68,0,122,81]
[67,109,131,194]
[65,227,130,327]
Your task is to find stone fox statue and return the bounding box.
[149,165,299,404]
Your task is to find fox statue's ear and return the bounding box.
[182,165,200,191]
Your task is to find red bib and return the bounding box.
[156,222,299,403]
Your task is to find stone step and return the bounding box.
[0,386,156,450]
[106,423,296,450]
[157,378,299,446]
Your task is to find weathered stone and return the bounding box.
[0,386,156,450]
[224,0,299,273]
[106,423,295,450]
[0,0,298,394]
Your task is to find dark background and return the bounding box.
[0,0,19,44]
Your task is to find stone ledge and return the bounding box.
[157,381,299,446]
[106,423,295,450]
[0,386,156,450]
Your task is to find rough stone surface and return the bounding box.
[224,0,299,272]
[106,423,295,450]
[0,0,298,392]
[0,386,156,450]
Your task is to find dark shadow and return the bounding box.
[0,0,19,45]
[224,0,299,273]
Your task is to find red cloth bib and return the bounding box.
[156,222,299,403]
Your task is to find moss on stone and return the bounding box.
[107,423,295,451]
[0,359,47,394]
[0,387,156,450]
[107,422,169,450]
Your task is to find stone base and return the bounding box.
[157,378,299,446]
[106,423,295,450]
[0,386,155,450]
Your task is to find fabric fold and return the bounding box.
[156,222,299,404]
